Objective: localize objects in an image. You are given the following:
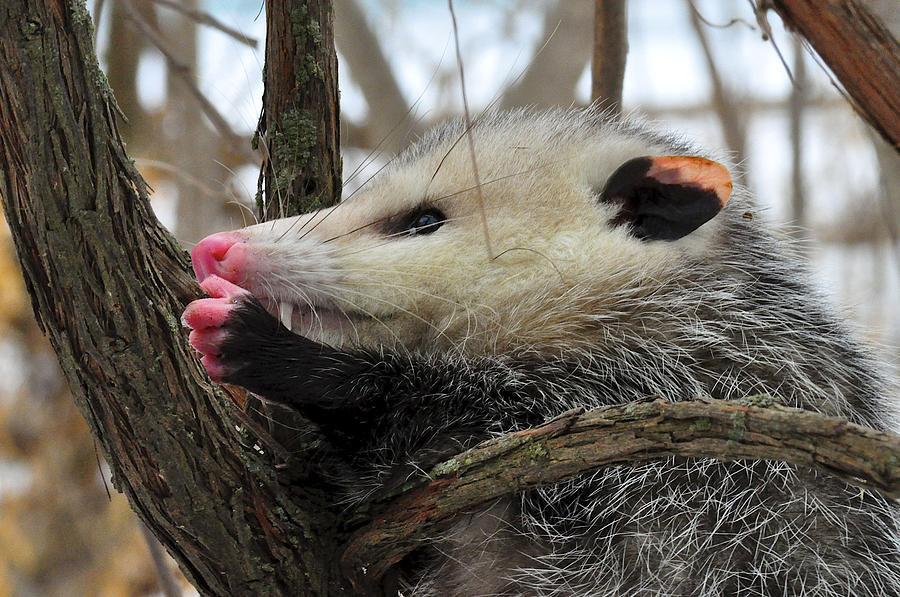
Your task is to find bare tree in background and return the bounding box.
[591,0,628,111]
[686,2,747,176]
[502,0,594,109]
[789,35,807,231]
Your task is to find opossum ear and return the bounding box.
[599,156,732,241]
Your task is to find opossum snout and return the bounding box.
[192,231,249,284]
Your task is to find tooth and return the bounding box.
[279,301,293,331]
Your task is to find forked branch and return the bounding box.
[342,398,900,592]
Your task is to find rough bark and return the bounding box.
[342,397,900,592]
[771,0,900,150]
[256,0,341,219]
[590,0,628,111]
[0,1,346,595]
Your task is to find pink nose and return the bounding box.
[191,231,248,283]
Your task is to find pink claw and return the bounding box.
[183,274,252,381]
[188,328,228,355]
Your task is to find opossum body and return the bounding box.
[183,109,900,596]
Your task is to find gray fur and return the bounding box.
[386,110,900,596]
[213,108,900,596]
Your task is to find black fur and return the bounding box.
[213,292,900,596]
[219,298,549,458]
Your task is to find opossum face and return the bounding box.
[192,112,731,354]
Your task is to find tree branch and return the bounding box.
[591,0,628,111]
[341,398,900,592]
[687,1,747,170]
[148,0,258,48]
[501,0,594,110]
[119,0,257,163]
[770,0,900,150]
[334,0,417,153]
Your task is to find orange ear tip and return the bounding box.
[648,156,733,206]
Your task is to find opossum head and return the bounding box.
[191,109,733,355]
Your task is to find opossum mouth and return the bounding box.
[267,299,356,336]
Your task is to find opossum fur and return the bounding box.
[183,108,900,596]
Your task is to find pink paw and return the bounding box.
[182,275,251,381]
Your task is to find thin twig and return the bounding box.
[148,0,258,48]
[688,1,756,31]
[119,0,257,164]
[448,0,493,259]
[748,0,795,84]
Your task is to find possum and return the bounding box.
[182,108,900,596]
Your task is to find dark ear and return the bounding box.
[599,156,733,241]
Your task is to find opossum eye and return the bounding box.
[406,209,446,236]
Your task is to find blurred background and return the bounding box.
[1,0,897,594]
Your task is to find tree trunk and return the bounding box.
[256,0,341,220]
[0,1,346,594]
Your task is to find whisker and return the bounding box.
[492,247,566,282]
[423,17,562,196]
[271,272,327,340]
[319,163,561,245]
[289,40,453,246]
[290,155,401,244]
[214,159,260,226]
[342,35,450,190]
[227,199,258,228]
[329,215,475,252]
[274,275,403,348]
[449,0,493,258]
[317,282,456,345]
